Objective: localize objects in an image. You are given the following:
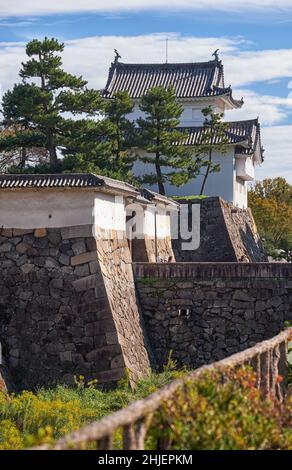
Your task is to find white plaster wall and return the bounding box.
[127,203,172,239]
[0,189,128,229]
[94,193,126,231]
[233,178,248,209]
[128,100,225,128]
[133,147,236,205]
[156,204,172,239]
[143,205,156,237]
[0,189,96,229]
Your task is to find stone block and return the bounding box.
[85,320,115,337]
[1,228,13,237]
[45,258,59,269]
[95,368,125,383]
[89,261,100,274]
[50,278,64,290]
[59,254,70,266]
[20,263,34,274]
[13,229,33,236]
[0,242,12,253]
[86,238,97,251]
[71,251,97,266]
[34,228,47,238]
[106,332,119,345]
[61,225,93,240]
[111,355,125,369]
[233,290,255,302]
[16,242,29,254]
[74,264,90,277]
[72,241,87,256]
[72,274,98,292]
[48,231,62,246]
[60,351,72,362]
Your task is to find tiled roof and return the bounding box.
[0,172,179,205]
[103,60,243,108]
[140,188,179,207]
[0,173,104,189]
[176,119,264,162]
[0,173,139,195]
[101,174,139,195]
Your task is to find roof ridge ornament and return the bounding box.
[212,49,220,62]
[114,49,121,64]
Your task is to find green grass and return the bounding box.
[170,195,209,201]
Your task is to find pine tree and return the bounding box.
[62,91,137,182]
[0,37,106,172]
[104,91,136,181]
[137,86,196,195]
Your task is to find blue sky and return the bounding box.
[0,1,292,181]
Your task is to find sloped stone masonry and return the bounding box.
[173,197,267,262]
[95,227,151,383]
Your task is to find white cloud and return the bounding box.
[63,34,243,89]
[2,34,292,93]
[1,0,292,17]
[255,125,292,183]
[224,49,292,87]
[0,42,26,96]
[0,34,242,93]
[226,89,292,126]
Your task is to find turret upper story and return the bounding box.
[102,54,265,208]
[103,55,263,164]
[103,58,244,126]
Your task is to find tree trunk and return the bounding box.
[199,150,212,196]
[48,131,58,172]
[155,152,165,195]
[20,147,27,169]
[40,67,58,172]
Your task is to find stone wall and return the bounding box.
[95,227,151,383]
[173,197,267,262]
[145,236,174,262]
[134,263,292,370]
[0,226,151,390]
[131,236,174,263]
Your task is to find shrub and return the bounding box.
[148,367,292,450]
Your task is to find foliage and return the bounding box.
[0,366,291,450]
[248,178,292,261]
[137,86,197,195]
[0,37,107,172]
[62,91,137,182]
[0,368,183,449]
[104,91,137,179]
[0,126,48,172]
[0,390,96,449]
[148,367,292,450]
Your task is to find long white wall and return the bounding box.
[126,203,172,239]
[0,189,129,230]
